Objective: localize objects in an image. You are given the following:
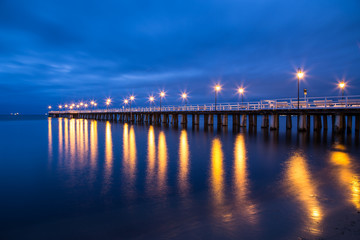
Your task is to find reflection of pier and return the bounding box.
[49,95,360,133]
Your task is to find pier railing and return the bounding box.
[50,95,360,113]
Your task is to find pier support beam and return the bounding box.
[222,114,228,126]
[355,116,360,132]
[204,114,209,128]
[313,115,322,131]
[233,114,239,128]
[171,114,178,126]
[298,115,307,132]
[286,115,292,129]
[270,114,279,130]
[217,114,222,126]
[323,115,328,130]
[240,115,247,127]
[253,115,257,128]
[208,114,214,126]
[347,116,352,133]
[334,115,345,133]
[163,114,169,124]
[248,115,254,128]
[181,114,187,125]
[261,115,269,129]
[193,114,199,126]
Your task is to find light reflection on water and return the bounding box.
[330,144,360,210]
[178,130,190,195]
[283,152,323,235]
[3,117,360,239]
[103,121,113,194]
[233,134,257,224]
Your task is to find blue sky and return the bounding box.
[0,0,359,113]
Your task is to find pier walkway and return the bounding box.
[49,95,360,133]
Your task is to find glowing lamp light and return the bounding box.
[48,106,52,109]
[94,103,97,106]
[70,106,73,109]
[215,85,221,92]
[182,93,188,99]
[80,102,84,106]
[149,96,155,102]
[90,101,95,105]
[160,91,166,97]
[76,105,79,108]
[130,96,135,101]
[84,104,88,107]
[297,69,304,79]
[238,88,244,94]
[124,99,129,104]
[339,82,346,89]
[65,104,68,108]
[59,105,62,109]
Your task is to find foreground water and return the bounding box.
[0,116,360,240]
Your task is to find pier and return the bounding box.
[49,95,360,133]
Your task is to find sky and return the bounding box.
[0,0,359,113]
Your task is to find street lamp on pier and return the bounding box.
[339,82,346,99]
[149,96,155,110]
[238,87,245,103]
[297,68,304,109]
[106,98,111,111]
[214,84,221,111]
[129,95,135,121]
[160,91,165,112]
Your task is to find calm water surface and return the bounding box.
[0,116,359,239]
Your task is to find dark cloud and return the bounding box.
[0,0,359,113]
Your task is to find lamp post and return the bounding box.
[181,93,188,110]
[160,91,165,112]
[124,99,129,112]
[90,101,95,112]
[297,68,304,109]
[238,88,244,104]
[214,85,221,111]
[339,82,346,99]
[106,98,111,111]
[129,96,135,122]
[149,96,155,111]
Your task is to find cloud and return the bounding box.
[0,0,359,113]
